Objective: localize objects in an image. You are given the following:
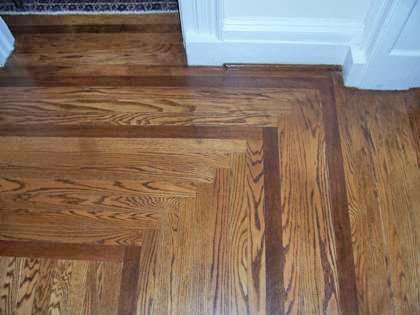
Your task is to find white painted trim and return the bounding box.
[185,40,348,66]
[180,0,366,66]
[223,17,364,43]
[0,18,14,67]
[179,0,221,38]
[180,0,365,66]
[344,0,394,86]
[344,0,420,89]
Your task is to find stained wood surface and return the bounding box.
[278,94,341,314]
[0,14,418,315]
[335,81,420,315]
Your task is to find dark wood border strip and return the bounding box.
[406,91,420,164]
[0,75,329,88]
[321,75,359,315]
[263,127,285,315]
[118,246,142,315]
[0,240,125,262]
[0,125,262,140]
[0,65,339,79]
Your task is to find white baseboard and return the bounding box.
[183,16,363,66]
[185,38,350,66]
[0,18,15,67]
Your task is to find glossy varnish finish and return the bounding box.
[0,14,418,314]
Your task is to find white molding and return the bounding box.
[179,0,221,40]
[185,40,348,66]
[179,0,365,66]
[0,18,14,67]
[360,0,394,56]
[344,0,394,86]
[223,17,364,43]
[344,0,420,89]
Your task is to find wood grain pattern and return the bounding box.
[0,136,246,154]
[0,125,262,140]
[278,94,341,314]
[0,86,304,128]
[13,44,186,67]
[245,140,266,315]
[262,128,285,315]
[118,247,142,315]
[0,87,307,113]
[0,75,326,89]
[4,14,181,26]
[408,90,420,163]
[0,150,223,183]
[0,176,196,198]
[0,241,124,262]
[0,14,418,315]
[0,257,20,314]
[0,217,145,246]
[0,64,336,79]
[336,86,420,314]
[321,78,359,315]
[76,260,123,315]
[10,24,182,34]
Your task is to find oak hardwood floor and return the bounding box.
[0,14,418,315]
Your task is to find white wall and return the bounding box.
[225,0,371,20]
[0,17,14,67]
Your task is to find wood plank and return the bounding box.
[10,24,182,34]
[4,14,181,26]
[0,109,278,127]
[335,89,393,314]
[0,86,302,116]
[0,125,262,140]
[46,260,74,315]
[15,258,41,314]
[77,260,123,315]
[245,140,266,315]
[277,91,341,314]
[0,176,196,198]
[0,102,279,127]
[14,33,183,52]
[0,151,221,183]
[0,64,338,79]
[0,220,145,246]
[226,151,266,314]
[118,247,142,315]
[187,170,231,314]
[336,87,420,314]
[321,78,359,314]
[12,45,185,67]
[262,128,285,315]
[0,137,246,154]
[0,257,20,314]
[0,203,165,229]
[136,231,160,314]
[0,75,327,89]
[0,240,125,261]
[408,90,420,163]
